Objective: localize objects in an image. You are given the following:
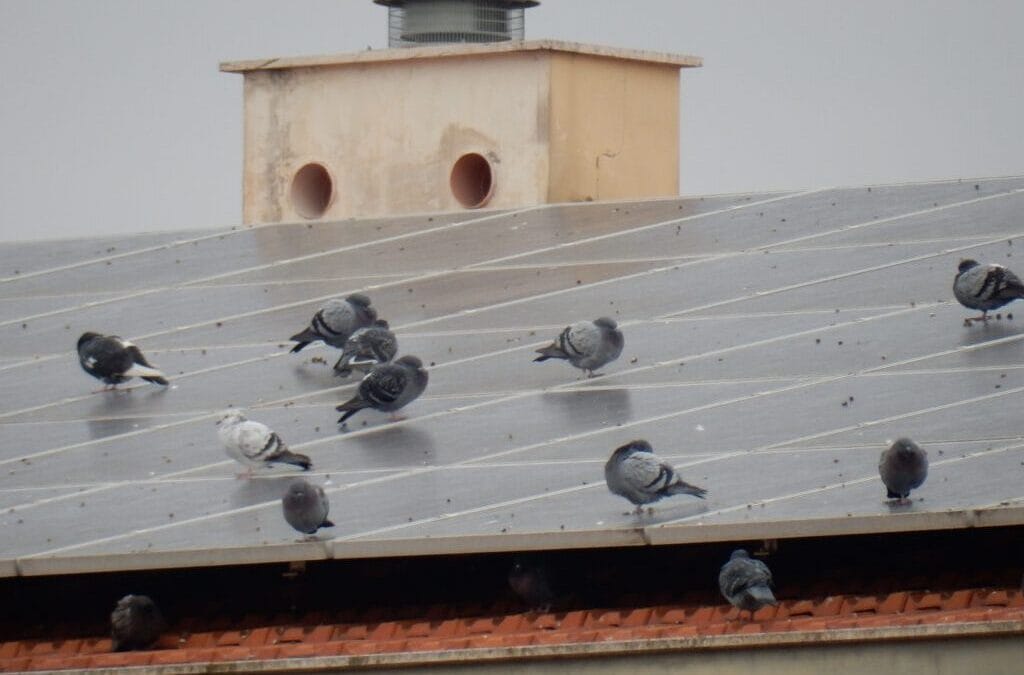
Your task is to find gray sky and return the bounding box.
[1,1,1022,242]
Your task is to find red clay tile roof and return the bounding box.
[2,587,1023,672]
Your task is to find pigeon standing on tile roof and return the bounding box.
[289,293,377,353]
[508,559,555,612]
[878,437,928,505]
[953,259,1024,325]
[604,439,707,515]
[533,317,624,377]
[217,410,311,476]
[333,319,399,377]
[76,332,169,390]
[718,549,778,618]
[282,479,335,539]
[336,355,429,425]
[110,594,166,652]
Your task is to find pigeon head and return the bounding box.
[77,332,103,350]
[890,437,923,459]
[958,259,980,274]
[285,479,311,500]
[216,410,246,426]
[729,549,751,561]
[613,439,653,460]
[593,317,618,329]
[346,293,372,308]
[396,355,424,370]
[373,319,390,329]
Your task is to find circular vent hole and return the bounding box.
[450,153,494,209]
[290,163,333,219]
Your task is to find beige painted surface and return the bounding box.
[548,52,680,203]
[229,42,700,224]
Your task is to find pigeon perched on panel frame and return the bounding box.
[282,478,335,540]
[289,293,377,353]
[217,410,311,477]
[77,332,169,390]
[953,259,1024,325]
[110,594,166,652]
[534,317,624,377]
[336,355,429,425]
[333,319,398,377]
[508,558,555,612]
[878,437,928,505]
[718,549,777,619]
[604,439,707,515]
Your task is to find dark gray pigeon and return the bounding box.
[336,355,428,425]
[878,437,928,504]
[508,559,555,612]
[282,479,334,538]
[77,332,168,390]
[604,439,706,515]
[110,594,166,651]
[534,317,624,377]
[290,293,377,353]
[333,319,398,377]
[953,259,1024,325]
[718,549,777,618]
[217,410,311,476]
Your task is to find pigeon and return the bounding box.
[953,259,1024,325]
[718,549,777,618]
[878,437,928,505]
[77,332,169,390]
[289,293,377,353]
[333,319,398,377]
[534,317,623,377]
[604,439,706,515]
[508,559,555,612]
[282,479,335,539]
[336,355,428,425]
[110,594,166,652]
[217,410,311,476]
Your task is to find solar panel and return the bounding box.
[4,178,1024,577]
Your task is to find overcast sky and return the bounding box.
[1,1,1022,242]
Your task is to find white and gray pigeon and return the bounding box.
[336,355,429,425]
[604,439,707,515]
[534,317,624,377]
[333,319,398,377]
[77,332,169,390]
[878,437,928,505]
[953,259,1024,325]
[217,410,311,476]
[718,549,778,618]
[282,478,335,539]
[110,594,166,652]
[289,293,377,353]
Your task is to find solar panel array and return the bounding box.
[4,177,1024,577]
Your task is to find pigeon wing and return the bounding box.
[361,364,408,407]
[620,451,670,494]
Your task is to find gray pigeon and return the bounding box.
[333,319,398,377]
[77,332,168,389]
[336,355,428,425]
[953,259,1024,325]
[878,437,928,504]
[282,479,335,538]
[508,559,555,612]
[217,410,311,476]
[534,317,624,377]
[110,594,166,651]
[718,549,777,618]
[604,439,706,514]
[290,293,377,353]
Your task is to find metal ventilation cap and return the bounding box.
[374,0,540,48]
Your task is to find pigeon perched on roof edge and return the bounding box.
[217,410,311,476]
[718,549,777,618]
[290,293,377,353]
[333,319,398,377]
[879,437,928,505]
[953,259,1024,325]
[604,439,706,515]
[534,317,624,377]
[110,594,166,652]
[336,355,429,425]
[77,332,168,389]
[282,479,334,539]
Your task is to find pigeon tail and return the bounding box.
[123,364,168,384]
[336,400,369,424]
[666,480,707,499]
[322,519,336,528]
[274,450,312,470]
[745,585,778,607]
[141,375,170,386]
[533,344,568,362]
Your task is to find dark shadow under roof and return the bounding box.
[3,177,1024,577]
